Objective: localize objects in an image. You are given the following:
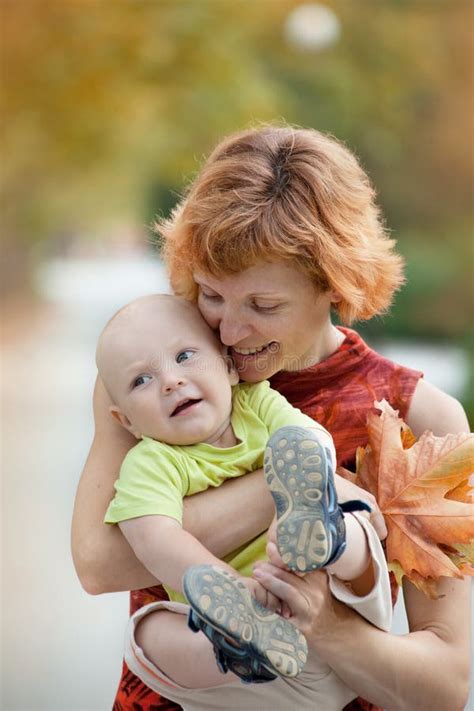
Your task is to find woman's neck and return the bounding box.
[291,322,345,372]
[319,323,346,360]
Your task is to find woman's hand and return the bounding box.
[334,473,387,540]
[253,542,351,639]
[242,575,281,613]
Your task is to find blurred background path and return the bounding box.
[2,253,170,710]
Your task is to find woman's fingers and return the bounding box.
[266,540,285,568]
[245,576,281,612]
[253,567,310,622]
[253,560,348,641]
[265,590,282,612]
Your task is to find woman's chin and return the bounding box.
[235,360,278,383]
[231,345,281,382]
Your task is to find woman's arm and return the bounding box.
[71,374,391,596]
[255,564,470,711]
[71,377,155,594]
[255,380,471,710]
[406,377,469,439]
[71,377,275,594]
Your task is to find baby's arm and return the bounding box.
[109,439,278,603]
[119,515,234,592]
[72,377,276,595]
[119,515,279,613]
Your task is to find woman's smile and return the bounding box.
[195,262,338,381]
[232,343,272,355]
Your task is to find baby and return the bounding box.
[98,294,392,709]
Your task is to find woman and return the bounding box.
[72,126,470,711]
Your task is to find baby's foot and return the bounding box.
[264,426,346,573]
[183,565,308,682]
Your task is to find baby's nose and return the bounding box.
[161,370,186,394]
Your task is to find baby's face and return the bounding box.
[98,297,238,445]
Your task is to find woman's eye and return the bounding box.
[199,287,221,301]
[176,350,195,364]
[133,374,152,388]
[253,302,280,312]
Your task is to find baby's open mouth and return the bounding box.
[171,399,202,417]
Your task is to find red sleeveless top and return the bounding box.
[113,328,423,711]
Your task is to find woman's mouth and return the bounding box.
[231,342,279,359]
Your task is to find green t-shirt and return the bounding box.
[105,381,326,601]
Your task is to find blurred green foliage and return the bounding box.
[1,0,473,348]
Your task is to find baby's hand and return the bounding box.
[241,575,281,613]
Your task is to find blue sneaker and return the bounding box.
[187,612,278,684]
[264,426,370,573]
[183,565,308,683]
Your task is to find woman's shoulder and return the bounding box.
[406,378,469,437]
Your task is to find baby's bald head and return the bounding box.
[96,293,238,444]
[96,294,222,404]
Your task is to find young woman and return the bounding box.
[72,126,470,711]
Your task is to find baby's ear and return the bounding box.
[109,406,141,439]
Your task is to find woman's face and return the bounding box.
[194,261,338,382]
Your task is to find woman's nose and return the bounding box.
[218,310,252,346]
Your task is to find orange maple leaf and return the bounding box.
[354,399,474,598]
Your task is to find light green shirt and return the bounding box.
[105,381,327,601]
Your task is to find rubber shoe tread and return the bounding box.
[264,426,346,573]
[183,565,308,681]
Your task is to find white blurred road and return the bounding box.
[2,256,170,711]
[1,255,471,710]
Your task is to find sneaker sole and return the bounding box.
[264,426,332,573]
[183,565,308,678]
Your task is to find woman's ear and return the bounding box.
[329,290,343,304]
[109,406,141,439]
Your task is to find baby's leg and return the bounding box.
[264,426,371,575]
[325,513,371,582]
[264,426,344,573]
[183,565,307,681]
[134,606,238,689]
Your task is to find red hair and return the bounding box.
[158,125,404,324]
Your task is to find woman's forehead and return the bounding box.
[194,261,314,294]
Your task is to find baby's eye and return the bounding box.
[133,374,152,388]
[176,350,195,364]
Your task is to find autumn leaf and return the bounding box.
[354,399,474,598]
